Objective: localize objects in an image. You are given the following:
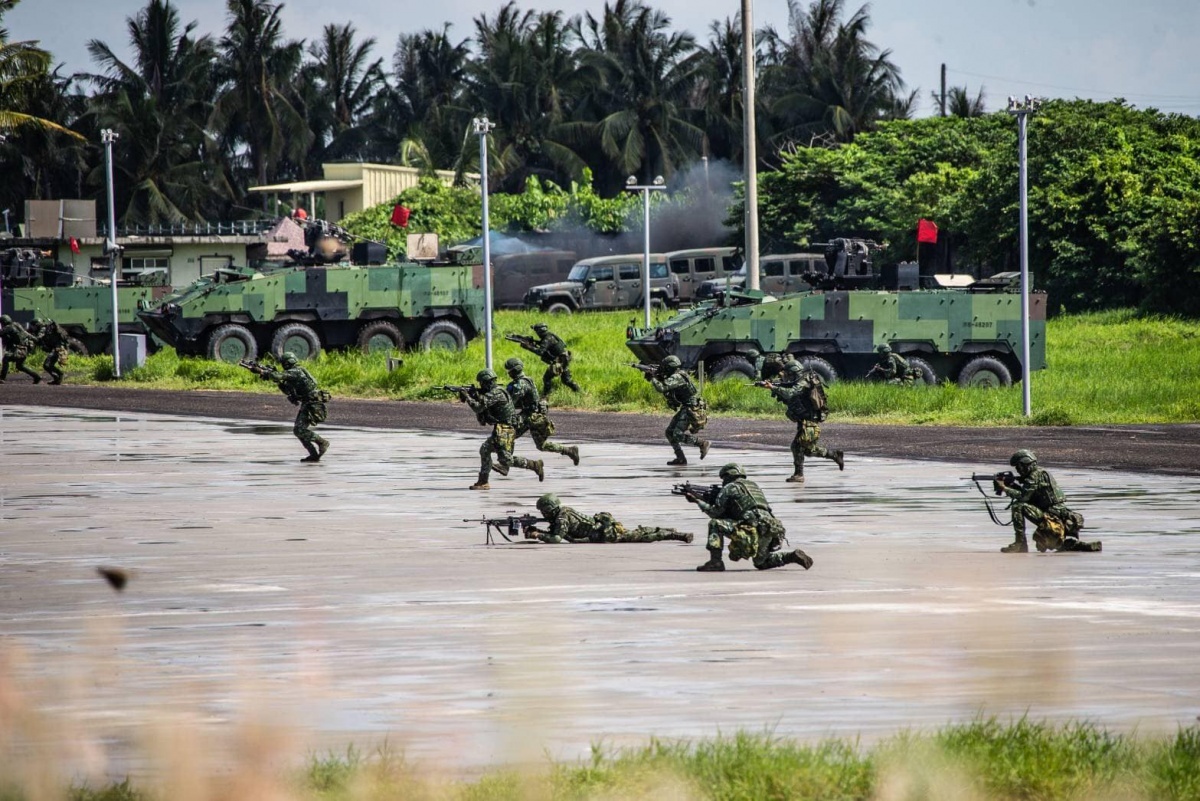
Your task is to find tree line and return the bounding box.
[0,0,919,226]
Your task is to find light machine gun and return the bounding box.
[466,513,547,545]
[967,470,1019,526]
[671,481,722,505]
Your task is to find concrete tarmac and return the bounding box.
[2,405,1200,775]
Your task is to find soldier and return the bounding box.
[645,354,710,465]
[996,449,1101,554]
[526,493,693,544]
[745,347,764,380]
[29,318,70,385]
[0,314,41,384]
[505,356,579,466]
[248,352,330,462]
[760,361,844,483]
[462,367,544,490]
[526,322,580,395]
[683,463,813,572]
[867,344,914,385]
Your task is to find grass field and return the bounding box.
[60,309,1200,426]
[13,720,1198,800]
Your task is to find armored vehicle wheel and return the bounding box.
[545,302,573,314]
[708,354,757,382]
[67,337,88,356]
[418,319,467,351]
[957,356,1012,388]
[271,322,322,360]
[907,356,938,385]
[206,323,257,363]
[799,356,838,385]
[357,320,404,354]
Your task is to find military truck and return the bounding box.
[626,239,1045,388]
[1,249,169,354]
[523,253,678,313]
[138,257,485,363]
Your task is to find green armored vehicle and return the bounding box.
[138,258,485,362]
[627,239,1046,388]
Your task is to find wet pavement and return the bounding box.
[2,405,1200,774]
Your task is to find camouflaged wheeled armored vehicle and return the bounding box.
[626,239,1046,388]
[138,257,485,363]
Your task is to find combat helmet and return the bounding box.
[504,356,524,374]
[661,355,682,370]
[876,344,892,354]
[532,323,548,333]
[784,360,804,376]
[0,314,10,324]
[280,352,299,368]
[536,493,561,514]
[718,462,746,482]
[477,367,498,384]
[1010,449,1037,469]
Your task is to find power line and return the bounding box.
[946,67,1200,102]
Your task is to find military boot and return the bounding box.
[566,446,580,466]
[31,374,41,384]
[698,440,711,460]
[1000,537,1029,554]
[492,460,510,476]
[785,549,814,569]
[832,450,845,471]
[565,378,581,392]
[469,473,490,490]
[786,468,805,484]
[666,531,694,543]
[316,438,330,459]
[667,445,687,466]
[531,459,545,482]
[300,442,321,462]
[1062,538,1102,553]
[696,548,725,572]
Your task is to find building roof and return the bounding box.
[248,178,364,194]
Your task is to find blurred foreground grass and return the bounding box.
[62,309,1200,426]
[31,721,1200,801]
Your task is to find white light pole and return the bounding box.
[741,0,760,291]
[624,175,667,328]
[472,116,496,370]
[101,128,122,377]
[1007,95,1040,418]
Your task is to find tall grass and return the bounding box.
[60,309,1200,426]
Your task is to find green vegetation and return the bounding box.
[32,721,1200,801]
[59,309,1200,426]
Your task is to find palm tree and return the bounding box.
[941,85,986,117]
[762,0,906,144]
[212,0,308,189]
[0,0,83,139]
[468,3,589,191]
[571,0,705,191]
[299,22,383,168]
[82,0,226,224]
[389,25,472,173]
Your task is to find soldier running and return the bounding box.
[518,322,580,395]
[505,356,579,466]
[683,463,813,572]
[525,493,693,544]
[245,352,330,462]
[759,361,844,483]
[457,367,544,490]
[644,354,710,465]
[0,314,41,384]
[28,318,70,385]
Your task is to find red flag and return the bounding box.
[69,237,80,254]
[390,205,411,227]
[917,218,938,244]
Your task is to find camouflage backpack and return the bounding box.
[804,373,828,422]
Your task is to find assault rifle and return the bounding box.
[672,481,722,505]
[966,470,1019,526]
[238,358,274,377]
[629,362,659,376]
[466,513,546,544]
[439,384,480,402]
[504,333,540,352]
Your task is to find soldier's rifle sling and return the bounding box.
[965,472,1016,526]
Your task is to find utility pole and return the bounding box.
[741,0,760,291]
[472,117,496,370]
[940,63,947,117]
[1007,95,1040,418]
[101,128,122,377]
[624,176,667,328]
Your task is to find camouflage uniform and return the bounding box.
[31,318,70,384]
[766,364,843,482]
[530,323,579,395]
[505,357,579,465]
[687,464,813,572]
[647,355,710,465]
[466,368,544,490]
[870,345,914,385]
[256,352,330,461]
[998,450,1101,553]
[530,494,691,544]
[0,315,41,383]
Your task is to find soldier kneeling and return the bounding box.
[997,449,1101,554]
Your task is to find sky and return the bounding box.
[8,0,1200,117]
